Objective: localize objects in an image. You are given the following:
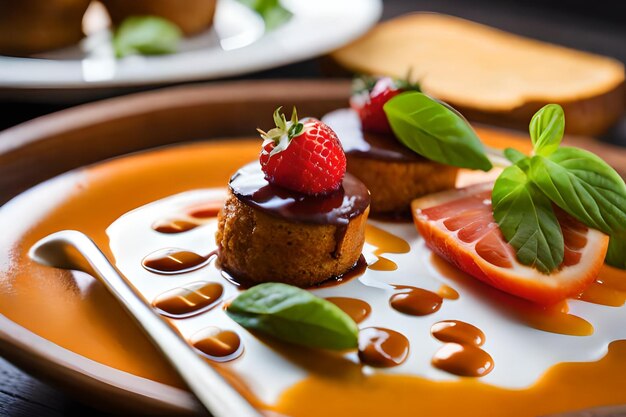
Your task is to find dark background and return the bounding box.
[1,0,625,415]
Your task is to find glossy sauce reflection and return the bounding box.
[152,282,223,318]
[325,297,371,323]
[191,327,243,362]
[142,248,210,274]
[358,327,409,368]
[390,285,443,316]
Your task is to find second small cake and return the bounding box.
[216,108,370,287]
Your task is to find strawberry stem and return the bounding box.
[258,106,304,156]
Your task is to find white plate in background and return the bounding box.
[0,0,381,98]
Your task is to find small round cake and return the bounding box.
[216,107,370,287]
[216,162,370,287]
[0,0,91,56]
[323,108,458,217]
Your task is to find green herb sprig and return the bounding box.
[237,0,292,30]
[113,16,182,58]
[493,104,626,272]
[384,92,493,171]
[226,283,358,350]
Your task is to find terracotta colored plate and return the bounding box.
[0,80,625,415]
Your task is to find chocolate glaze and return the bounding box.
[322,109,425,162]
[230,162,370,258]
[230,162,370,225]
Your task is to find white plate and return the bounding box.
[0,0,381,95]
[106,186,626,405]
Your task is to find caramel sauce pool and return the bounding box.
[190,327,243,362]
[152,218,199,234]
[431,320,485,346]
[390,285,443,316]
[152,281,223,318]
[365,224,410,271]
[142,248,209,274]
[325,297,371,323]
[3,138,626,417]
[358,327,410,368]
[432,343,494,377]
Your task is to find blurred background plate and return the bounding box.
[0,0,381,100]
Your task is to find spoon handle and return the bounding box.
[33,230,261,417]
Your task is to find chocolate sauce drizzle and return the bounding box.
[322,109,426,162]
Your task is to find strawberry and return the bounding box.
[350,75,420,134]
[258,107,347,195]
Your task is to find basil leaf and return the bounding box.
[607,235,626,269]
[113,16,182,58]
[529,104,565,157]
[238,0,292,30]
[383,92,493,171]
[504,148,527,164]
[528,147,626,235]
[226,283,358,350]
[492,162,564,273]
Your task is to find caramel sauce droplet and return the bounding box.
[152,282,223,318]
[191,327,243,362]
[358,327,409,368]
[390,285,443,316]
[430,253,594,336]
[432,343,494,377]
[365,224,410,271]
[142,248,209,274]
[437,284,459,300]
[326,297,371,324]
[152,218,199,234]
[431,320,485,346]
[188,201,223,219]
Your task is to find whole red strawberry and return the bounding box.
[350,75,420,134]
[258,107,346,195]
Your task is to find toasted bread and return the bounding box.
[330,13,625,136]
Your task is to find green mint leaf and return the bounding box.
[226,283,358,350]
[492,163,564,273]
[383,92,493,171]
[529,104,565,157]
[113,16,181,58]
[504,148,527,164]
[238,0,292,30]
[528,147,626,235]
[606,234,626,269]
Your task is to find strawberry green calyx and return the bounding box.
[257,107,304,156]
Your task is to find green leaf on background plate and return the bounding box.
[492,161,564,273]
[226,283,358,350]
[238,0,292,30]
[113,16,182,58]
[383,92,493,171]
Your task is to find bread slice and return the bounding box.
[330,13,625,136]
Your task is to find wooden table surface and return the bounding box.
[0,1,625,416]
